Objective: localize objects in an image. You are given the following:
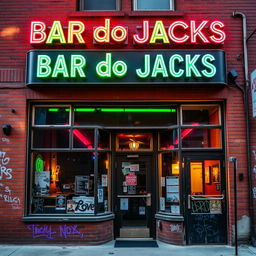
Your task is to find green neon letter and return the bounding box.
[46,21,66,45]
[71,55,86,78]
[52,55,69,78]
[169,54,184,78]
[37,55,51,78]
[185,54,201,77]
[113,61,127,77]
[149,21,170,44]
[136,54,150,78]
[96,53,112,78]
[201,54,216,77]
[151,55,168,78]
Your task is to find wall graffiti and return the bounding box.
[27,224,85,239]
[170,224,182,232]
[0,151,12,180]
[1,137,10,143]
[0,152,21,209]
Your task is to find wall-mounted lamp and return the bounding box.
[228,69,238,83]
[2,124,12,136]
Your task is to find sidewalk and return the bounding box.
[1,242,256,256]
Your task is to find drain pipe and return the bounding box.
[233,11,255,245]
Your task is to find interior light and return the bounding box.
[74,108,95,112]
[129,140,140,151]
[48,108,59,112]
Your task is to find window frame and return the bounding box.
[133,0,174,11]
[80,0,121,11]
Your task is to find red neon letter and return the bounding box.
[190,20,209,43]
[30,21,46,44]
[168,21,189,43]
[68,21,85,44]
[209,21,226,44]
[93,19,110,43]
[111,26,127,42]
[133,20,149,44]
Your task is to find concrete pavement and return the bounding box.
[0,241,256,256]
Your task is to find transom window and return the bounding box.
[80,0,120,11]
[133,0,174,11]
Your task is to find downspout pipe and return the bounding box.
[233,11,255,245]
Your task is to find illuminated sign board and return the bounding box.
[26,50,226,85]
[30,19,226,46]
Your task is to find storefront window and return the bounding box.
[181,128,221,148]
[73,129,95,149]
[181,105,220,125]
[158,152,180,214]
[159,129,178,150]
[32,129,70,149]
[31,152,95,214]
[34,107,70,125]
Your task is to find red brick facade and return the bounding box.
[0,0,256,245]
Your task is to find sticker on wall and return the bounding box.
[120,198,128,210]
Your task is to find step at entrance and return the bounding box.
[120,227,150,238]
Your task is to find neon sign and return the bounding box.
[26,50,226,85]
[30,19,226,46]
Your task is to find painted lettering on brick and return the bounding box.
[27,224,85,239]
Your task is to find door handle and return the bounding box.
[188,195,191,209]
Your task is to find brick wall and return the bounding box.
[0,0,256,245]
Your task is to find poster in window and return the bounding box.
[160,197,165,211]
[56,195,66,210]
[130,164,139,172]
[120,198,128,210]
[139,206,145,215]
[66,200,76,214]
[75,176,89,195]
[210,200,222,214]
[126,172,137,185]
[98,188,104,203]
[169,193,180,203]
[102,174,108,187]
[166,176,179,185]
[212,166,220,183]
[205,166,211,184]
[72,196,95,214]
[171,205,180,214]
[34,171,50,195]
